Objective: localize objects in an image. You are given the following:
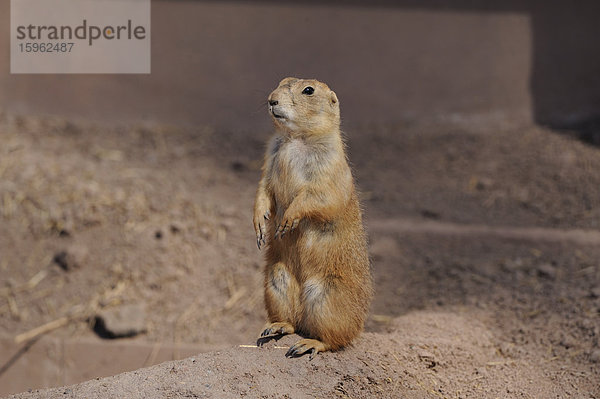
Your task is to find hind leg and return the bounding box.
[258,262,300,343]
[291,277,366,357]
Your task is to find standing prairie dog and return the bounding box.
[253,77,372,358]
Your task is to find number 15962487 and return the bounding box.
[18,42,74,53]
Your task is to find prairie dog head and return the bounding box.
[267,77,340,136]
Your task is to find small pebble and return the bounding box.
[53,244,88,271]
[95,304,147,338]
[536,264,556,280]
[417,350,437,368]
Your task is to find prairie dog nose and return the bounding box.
[269,100,278,106]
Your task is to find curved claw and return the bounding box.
[258,322,294,347]
[285,339,327,359]
[277,218,300,239]
[286,343,317,359]
[290,218,300,231]
[274,221,287,240]
[257,236,266,250]
[261,326,283,337]
[256,217,267,249]
[256,229,264,249]
[283,219,299,236]
[286,344,306,358]
[280,222,290,238]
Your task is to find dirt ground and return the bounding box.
[1,112,599,398]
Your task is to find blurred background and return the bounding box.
[1,0,599,396]
[2,1,600,134]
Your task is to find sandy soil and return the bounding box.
[1,113,599,398]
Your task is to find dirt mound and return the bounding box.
[7,311,598,399]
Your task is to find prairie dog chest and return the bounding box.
[281,138,318,172]
[268,138,329,202]
[273,138,325,180]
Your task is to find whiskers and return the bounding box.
[253,99,270,115]
[251,87,271,114]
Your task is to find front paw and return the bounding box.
[274,215,300,239]
[253,209,271,249]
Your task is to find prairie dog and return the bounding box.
[253,77,372,358]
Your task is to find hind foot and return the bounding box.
[257,322,294,346]
[260,321,294,337]
[285,339,330,360]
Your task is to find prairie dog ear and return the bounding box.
[330,91,339,106]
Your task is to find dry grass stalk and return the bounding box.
[14,316,70,344]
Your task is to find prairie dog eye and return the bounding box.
[302,86,315,95]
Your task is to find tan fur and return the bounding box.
[253,77,373,358]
